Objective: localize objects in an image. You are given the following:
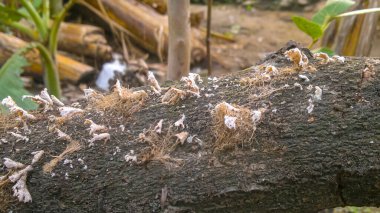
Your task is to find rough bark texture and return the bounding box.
[1,45,380,212]
[167,0,191,80]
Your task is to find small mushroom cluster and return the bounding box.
[85,119,110,147]
[161,73,202,104]
[2,150,44,203]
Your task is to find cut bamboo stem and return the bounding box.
[0,32,94,82]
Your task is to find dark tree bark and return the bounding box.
[1,45,380,212]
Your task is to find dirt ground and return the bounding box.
[204,4,380,76]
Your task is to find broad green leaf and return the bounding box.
[337,8,380,17]
[312,0,355,25]
[292,16,323,41]
[0,52,37,111]
[312,47,335,56]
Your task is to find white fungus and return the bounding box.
[307,98,314,114]
[215,102,240,112]
[31,150,44,165]
[12,174,32,203]
[59,106,84,117]
[299,74,310,82]
[284,48,309,68]
[1,96,36,120]
[83,88,97,100]
[40,88,53,105]
[9,165,33,183]
[314,86,323,101]
[265,65,279,75]
[84,119,107,135]
[3,158,25,169]
[294,82,303,90]
[89,133,110,146]
[147,71,162,93]
[55,128,71,141]
[51,95,64,106]
[174,114,186,129]
[9,132,29,142]
[332,55,345,63]
[114,80,123,98]
[251,110,262,124]
[154,119,164,134]
[125,150,137,163]
[181,75,200,97]
[224,116,237,129]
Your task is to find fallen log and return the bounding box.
[58,22,113,60]
[0,44,380,212]
[80,0,206,63]
[0,32,94,83]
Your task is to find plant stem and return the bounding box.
[48,0,75,57]
[42,0,50,28]
[19,0,48,41]
[50,0,63,17]
[34,43,61,98]
[308,39,318,49]
[0,20,38,40]
[206,0,213,77]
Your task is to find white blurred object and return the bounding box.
[96,54,127,91]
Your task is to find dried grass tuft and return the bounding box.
[92,88,148,116]
[138,125,183,167]
[161,87,187,105]
[43,140,81,173]
[0,176,15,213]
[211,102,258,152]
[0,113,17,133]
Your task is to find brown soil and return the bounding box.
[201,5,380,75]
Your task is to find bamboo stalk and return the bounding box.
[58,22,112,60]
[0,32,94,82]
[82,0,206,64]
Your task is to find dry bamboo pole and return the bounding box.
[81,0,206,64]
[0,32,94,82]
[137,0,167,14]
[58,22,112,60]
[321,0,379,56]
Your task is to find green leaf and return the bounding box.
[312,0,355,26]
[0,5,27,21]
[0,51,37,111]
[292,16,323,41]
[337,8,380,17]
[312,47,335,56]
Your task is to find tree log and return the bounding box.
[58,22,113,60]
[0,45,380,212]
[0,32,94,83]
